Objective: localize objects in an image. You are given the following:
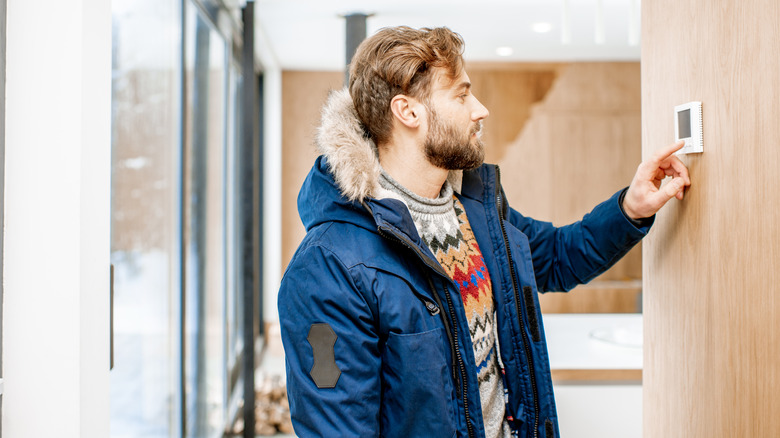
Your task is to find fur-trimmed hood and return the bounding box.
[314,88,383,203]
[315,87,462,204]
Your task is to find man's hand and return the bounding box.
[622,140,692,220]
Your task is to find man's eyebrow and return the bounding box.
[455,81,472,92]
[452,81,471,93]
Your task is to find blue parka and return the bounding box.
[278,89,652,438]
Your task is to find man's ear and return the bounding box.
[390,94,422,129]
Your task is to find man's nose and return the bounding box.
[472,98,489,121]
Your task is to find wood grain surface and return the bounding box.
[642,1,780,436]
[281,71,342,270]
[496,63,643,313]
[551,369,642,383]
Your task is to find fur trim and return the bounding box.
[316,88,381,203]
[316,87,463,203]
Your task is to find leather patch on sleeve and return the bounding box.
[307,323,341,388]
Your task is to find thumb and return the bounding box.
[646,177,684,209]
[658,177,685,203]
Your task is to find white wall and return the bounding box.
[2,0,111,436]
[254,14,283,325]
[554,384,642,438]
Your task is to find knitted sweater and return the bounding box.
[378,171,511,438]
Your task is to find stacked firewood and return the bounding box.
[254,373,294,435]
[230,372,294,436]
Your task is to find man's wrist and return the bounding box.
[619,188,653,228]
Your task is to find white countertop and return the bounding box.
[542,313,643,370]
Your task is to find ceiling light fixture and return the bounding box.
[595,0,606,44]
[628,0,640,46]
[532,22,553,33]
[496,46,513,57]
[561,0,571,44]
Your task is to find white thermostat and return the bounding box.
[674,101,703,154]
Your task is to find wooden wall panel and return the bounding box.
[642,1,780,436]
[467,64,559,164]
[281,71,343,271]
[498,63,643,313]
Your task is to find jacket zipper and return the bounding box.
[376,224,476,438]
[494,165,541,438]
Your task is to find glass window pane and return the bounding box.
[0,0,6,392]
[183,2,228,436]
[226,61,244,403]
[110,1,181,437]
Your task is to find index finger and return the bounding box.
[650,140,686,165]
[664,154,691,186]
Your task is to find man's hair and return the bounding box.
[348,26,465,145]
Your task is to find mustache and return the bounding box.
[471,121,483,136]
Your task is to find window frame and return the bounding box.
[0,0,8,427]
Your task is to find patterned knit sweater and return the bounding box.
[378,171,511,438]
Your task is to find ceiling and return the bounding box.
[254,0,641,71]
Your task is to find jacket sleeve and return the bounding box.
[278,243,381,437]
[507,188,653,292]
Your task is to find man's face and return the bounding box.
[422,69,490,170]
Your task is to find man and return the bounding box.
[278,26,689,438]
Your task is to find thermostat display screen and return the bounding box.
[677,109,691,138]
[674,101,703,154]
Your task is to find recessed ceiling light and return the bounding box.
[496,46,513,57]
[532,22,553,33]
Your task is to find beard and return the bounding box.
[423,107,485,171]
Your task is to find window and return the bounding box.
[0,0,7,429]
[110,1,255,436]
[182,2,228,435]
[110,0,183,436]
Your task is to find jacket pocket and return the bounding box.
[504,224,544,343]
[380,328,456,438]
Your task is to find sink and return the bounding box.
[589,323,643,349]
